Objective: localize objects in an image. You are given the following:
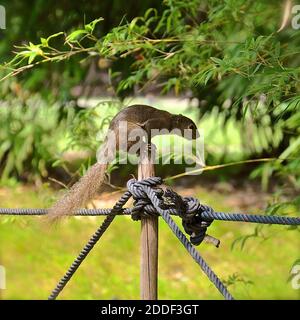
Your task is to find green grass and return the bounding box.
[0,184,299,300]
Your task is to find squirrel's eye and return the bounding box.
[188,124,194,129]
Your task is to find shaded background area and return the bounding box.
[0,0,299,299]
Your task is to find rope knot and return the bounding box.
[127,177,163,220]
[181,198,215,245]
[161,189,215,245]
[126,177,218,246]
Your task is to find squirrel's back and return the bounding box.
[109,105,171,128]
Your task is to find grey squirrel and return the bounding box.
[48,105,199,221]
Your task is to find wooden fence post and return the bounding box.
[139,144,158,300]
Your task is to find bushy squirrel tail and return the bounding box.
[47,161,108,222]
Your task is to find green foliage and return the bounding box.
[1,0,300,192]
[231,194,300,251]
[0,0,163,97]
[0,94,72,181]
[0,1,298,298]
[2,1,299,156]
[4,1,298,100]
[0,94,125,182]
[222,273,254,287]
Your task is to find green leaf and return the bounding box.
[40,37,48,47]
[46,32,64,43]
[129,17,144,31]
[66,29,88,42]
[28,52,38,64]
[280,136,300,160]
[84,18,104,33]
[210,57,223,65]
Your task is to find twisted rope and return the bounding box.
[1,177,299,300]
[0,207,132,216]
[48,191,132,300]
[203,210,300,225]
[1,206,299,225]
[127,178,234,300]
[158,208,234,300]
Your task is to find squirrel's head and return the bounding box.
[171,114,200,140]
